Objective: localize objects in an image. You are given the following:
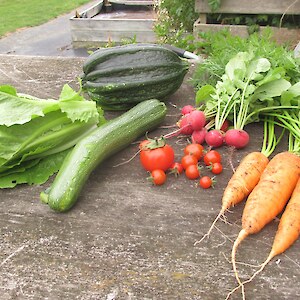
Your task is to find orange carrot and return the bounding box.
[195,152,269,244]
[269,177,300,258]
[227,175,300,299]
[222,152,269,209]
[230,151,300,299]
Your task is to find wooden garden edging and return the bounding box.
[193,0,300,46]
[70,0,156,48]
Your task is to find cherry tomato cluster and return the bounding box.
[178,144,222,189]
[139,138,223,188]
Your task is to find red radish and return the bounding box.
[205,129,224,148]
[192,128,207,144]
[178,115,193,135]
[187,110,206,131]
[224,129,249,149]
[181,105,195,115]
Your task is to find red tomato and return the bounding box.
[184,143,204,160]
[169,162,184,176]
[203,150,222,166]
[211,162,223,174]
[185,164,200,180]
[140,139,175,171]
[181,154,198,170]
[199,176,214,189]
[150,169,167,186]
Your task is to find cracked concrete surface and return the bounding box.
[0,54,300,300]
[0,1,300,298]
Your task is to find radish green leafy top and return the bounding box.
[192,29,300,90]
[196,51,299,132]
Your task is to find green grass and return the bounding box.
[0,0,92,37]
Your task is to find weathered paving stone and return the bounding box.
[0,55,299,300]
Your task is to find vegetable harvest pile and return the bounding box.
[1,31,300,299]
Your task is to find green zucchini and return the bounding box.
[40,99,167,212]
[81,43,189,110]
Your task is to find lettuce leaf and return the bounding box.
[0,84,105,187]
[0,149,70,188]
[0,84,99,126]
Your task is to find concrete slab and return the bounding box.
[0,54,300,300]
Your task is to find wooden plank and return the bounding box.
[110,0,154,5]
[70,19,155,31]
[195,0,300,14]
[75,1,103,18]
[71,28,156,39]
[71,28,156,43]
[295,41,300,56]
[91,9,156,20]
[199,13,207,24]
[193,20,300,46]
[194,22,249,38]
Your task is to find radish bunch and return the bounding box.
[192,51,293,150]
[178,106,207,144]
[177,105,250,149]
[205,128,249,149]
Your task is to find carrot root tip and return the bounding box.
[226,253,274,300]
[231,229,248,297]
[194,209,225,246]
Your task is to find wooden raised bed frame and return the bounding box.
[194,0,300,46]
[70,0,156,48]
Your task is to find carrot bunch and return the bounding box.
[227,175,300,299]
[229,150,300,299]
[226,111,300,299]
[194,108,300,299]
[195,117,282,244]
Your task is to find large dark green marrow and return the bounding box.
[81,44,189,110]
